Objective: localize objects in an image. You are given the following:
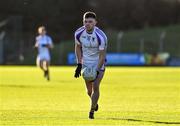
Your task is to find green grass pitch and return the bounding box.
[0,66,180,126]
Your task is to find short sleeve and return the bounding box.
[74,27,85,45]
[74,33,81,45]
[95,28,108,51]
[47,36,53,45]
[35,36,39,45]
[99,34,107,51]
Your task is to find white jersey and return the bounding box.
[74,26,107,65]
[36,35,53,61]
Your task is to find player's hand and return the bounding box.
[96,70,99,78]
[74,63,82,78]
[42,44,48,47]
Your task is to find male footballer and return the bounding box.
[74,12,107,119]
[34,26,53,81]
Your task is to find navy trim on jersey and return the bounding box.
[76,29,85,44]
[75,26,85,33]
[95,28,107,44]
[95,32,101,45]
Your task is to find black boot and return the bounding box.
[89,112,94,119]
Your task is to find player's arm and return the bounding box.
[75,43,82,64]
[74,43,82,78]
[97,49,106,71]
[42,37,54,49]
[49,43,54,49]
[34,41,39,48]
[33,41,39,54]
[97,34,107,71]
[42,43,53,49]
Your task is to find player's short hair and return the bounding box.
[83,12,97,20]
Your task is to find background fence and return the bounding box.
[0,0,180,65]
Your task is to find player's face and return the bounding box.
[83,18,97,32]
[38,28,46,35]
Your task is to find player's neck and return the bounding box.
[40,34,46,36]
[86,28,94,34]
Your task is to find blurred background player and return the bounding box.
[74,12,107,119]
[34,26,53,81]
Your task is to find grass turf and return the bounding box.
[0,66,180,126]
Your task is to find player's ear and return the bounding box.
[95,20,97,25]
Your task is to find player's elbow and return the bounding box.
[50,45,54,49]
[49,44,54,49]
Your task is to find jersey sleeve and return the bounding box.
[74,32,81,45]
[35,36,39,46]
[74,26,85,45]
[47,36,53,45]
[95,28,108,51]
[99,33,107,51]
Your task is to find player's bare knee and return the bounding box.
[86,88,92,96]
[87,90,92,96]
[39,61,43,69]
[42,61,48,70]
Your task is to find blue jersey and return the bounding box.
[36,35,53,61]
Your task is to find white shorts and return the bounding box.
[36,54,50,66]
[83,62,106,72]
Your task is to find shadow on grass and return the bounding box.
[0,84,54,88]
[107,118,180,124]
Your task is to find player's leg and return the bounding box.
[40,60,44,70]
[85,80,93,97]
[37,58,48,79]
[90,71,104,112]
[40,60,48,78]
[43,60,50,80]
[89,70,105,119]
[85,80,95,119]
[36,57,44,70]
[83,64,93,97]
[37,55,50,80]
